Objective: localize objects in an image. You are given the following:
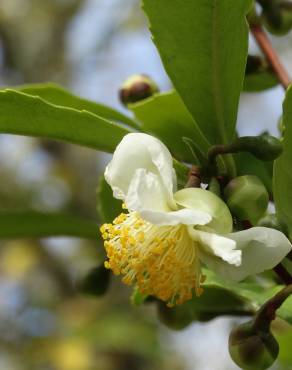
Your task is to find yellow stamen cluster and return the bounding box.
[100,212,205,307]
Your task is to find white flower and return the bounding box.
[101,133,292,307]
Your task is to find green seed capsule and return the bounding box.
[119,74,159,106]
[256,134,283,160]
[157,301,193,330]
[224,176,269,224]
[77,265,110,296]
[261,0,292,35]
[229,321,279,370]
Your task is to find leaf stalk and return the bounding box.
[250,24,291,89]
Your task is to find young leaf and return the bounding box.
[130,90,210,162]
[173,159,189,189]
[0,212,98,239]
[142,0,252,144]
[274,86,292,238]
[0,90,132,153]
[15,83,140,129]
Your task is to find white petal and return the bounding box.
[188,227,241,266]
[105,133,176,206]
[140,208,212,226]
[125,168,211,226]
[175,188,233,233]
[199,227,292,282]
[126,168,171,213]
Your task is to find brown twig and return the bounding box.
[253,283,292,331]
[185,165,201,188]
[207,144,233,165]
[273,263,292,285]
[251,24,291,89]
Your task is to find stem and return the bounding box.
[207,137,259,165]
[253,284,292,331]
[251,24,291,89]
[208,143,237,165]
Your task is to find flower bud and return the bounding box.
[229,321,279,370]
[254,134,283,161]
[224,176,269,223]
[236,135,283,161]
[77,265,110,296]
[119,74,159,106]
[157,301,193,330]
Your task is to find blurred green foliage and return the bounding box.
[0,1,292,370]
[0,1,185,369]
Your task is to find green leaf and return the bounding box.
[130,90,234,176]
[97,176,123,223]
[142,0,252,145]
[204,270,292,324]
[16,82,140,129]
[279,294,292,326]
[158,287,250,330]
[276,326,292,368]
[130,90,210,162]
[274,86,292,239]
[0,89,131,153]
[243,71,279,92]
[0,212,98,239]
[159,273,292,327]
[80,311,160,358]
[188,286,252,319]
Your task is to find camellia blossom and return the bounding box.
[100,133,292,307]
